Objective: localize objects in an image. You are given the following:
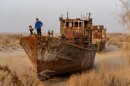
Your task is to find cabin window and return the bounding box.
[79,22,83,27]
[84,21,88,28]
[69,22,73,27]
[66,22,69,27]
[75,22,78,27]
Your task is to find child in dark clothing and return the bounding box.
[29,25,34,35]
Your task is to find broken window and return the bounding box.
[79,22,83,27]
[75,22,78,27]
[84,21,88,28]
[66,22,69,27]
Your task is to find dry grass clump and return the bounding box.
[0,65,23,86]
[0,65,43,86]
[19,67,43,86]
[69,62,130,86]
[106,33,129,48]
[0,34,23,51]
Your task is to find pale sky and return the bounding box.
[0,0,126,33]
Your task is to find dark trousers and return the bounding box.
[37,28,41,35]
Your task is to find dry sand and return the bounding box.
[0,33,130,86]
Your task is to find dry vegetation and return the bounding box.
[0,66,44,86]
[0,33,44,86]
[69,62,130,86]
[0,33,130,86]
[0,65,43,86]
[0,34,22,51]
[106,33,130,47]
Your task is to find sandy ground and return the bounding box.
[0,33,130,86]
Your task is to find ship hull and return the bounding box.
[20,36,96,80]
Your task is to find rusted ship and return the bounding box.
[59,12,107,51]
[20,35,96,80]
[92,25,107,51]
[20,13,107,80]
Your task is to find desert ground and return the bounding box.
[0,33,130,86]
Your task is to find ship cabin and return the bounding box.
[92,25,106,39]
[59,13,93,47]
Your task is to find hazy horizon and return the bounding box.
[0,0,128,33]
